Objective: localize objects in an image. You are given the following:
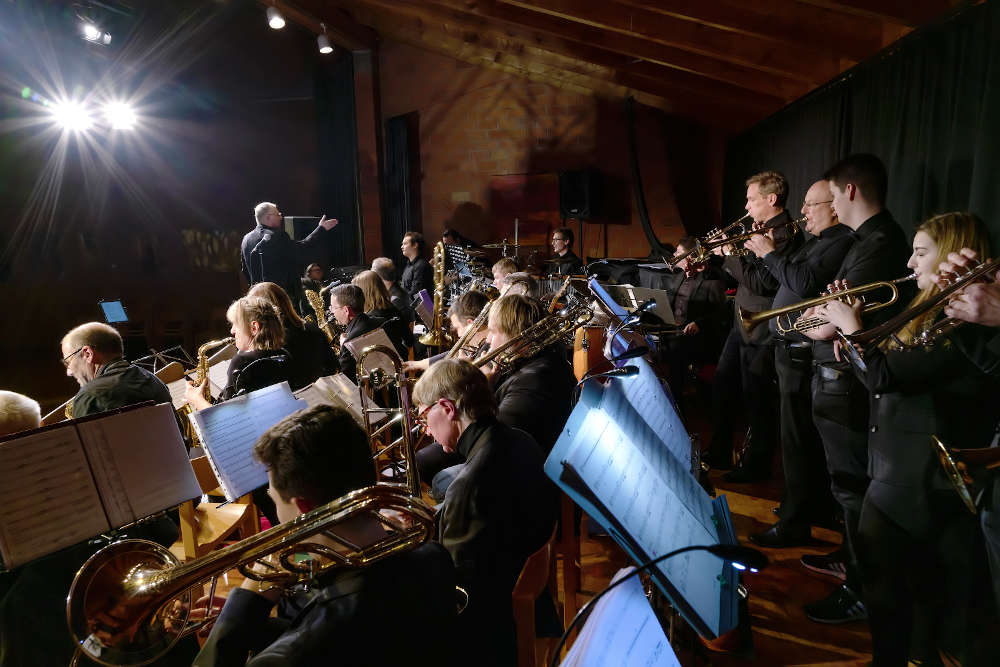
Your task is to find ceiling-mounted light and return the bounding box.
[318,23,333,54]
[266,5,285,30]
[82,22,101,41]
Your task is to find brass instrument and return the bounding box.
[419,242,453,349]
[547,276,573,313]
[932,435,1000,515]
[446,300,492,360]
[840,258,1000,358]
[177,337,234,446]
[474,303,594,373]
[668,213,752,267]
[67,485,435,666]
[739,274,915,334]
[304,288,340,349]
[670,215,804,269]
[357,344,422,496]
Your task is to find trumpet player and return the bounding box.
[815,213,998,665]
[744,180,853,549]
[797,154,911,625]
[194,405,457,666]
[704,171,799,483]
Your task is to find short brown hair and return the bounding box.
[824,154,888,207]
[371,257,397,282]
[554,226,574,247]
[62,322,123,359]
[447,290,489,322]
[352,270,392,311]
[502,272,539,298]
[746,170,789,208]
[227,296,285,351]
[249,282,305,328]
[403,231,424,253]
[412,359,496,421]
[488,293,543,338]
[330,284,365,313]
[253,405,375,504]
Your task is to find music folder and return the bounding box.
[293,373,385,428]
[545,362,740,639]
[0,403,201,570]
[189,383,308,501]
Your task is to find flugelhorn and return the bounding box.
[67,485,435,667]
[739,274,915,334]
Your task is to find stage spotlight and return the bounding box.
[82,23,101,41]
[318,34,333,54]
[102,32,112,45]
[104,102,136,130]
[266,6,285,30]
[51,101,93,132]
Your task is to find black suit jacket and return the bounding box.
[337,313,382,382]
[193,542,457,667]
[283,322,339,390]
[493,345,576,455]
[439,417,558,665]
[240,223,330,309]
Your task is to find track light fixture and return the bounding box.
[266,5,285,30]
[318,23,333,54]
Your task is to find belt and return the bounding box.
[775,339,811,349]
[814,363,846,381]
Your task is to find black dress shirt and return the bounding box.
[337,313,382,382]
[763,223,855,340]
[813,210,913,363]
[549,250,584,276]
[400,257,433,300]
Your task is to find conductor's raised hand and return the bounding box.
[319,215,339,230]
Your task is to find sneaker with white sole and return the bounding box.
[803,585,867,624]
[801,551,848,581]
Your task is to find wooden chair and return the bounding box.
[177,456,259,560]
[556,493,582,624]
[513,525,560,667]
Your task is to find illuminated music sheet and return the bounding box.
[75,404,200,527]
[0,426,109,569]
[191,383,307,500]
[562,568,681,667]
[546,380,739,638]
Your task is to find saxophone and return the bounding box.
[305,288,340,350]
[177,337,234,447]
[418,241,454,348]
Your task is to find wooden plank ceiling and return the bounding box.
[277,0,964,131]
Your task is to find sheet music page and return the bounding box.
[191,383,307,500]
[562,568,680,667]
[0,426,110,569]
[165,377,189,410]
[206,360,230,399]
[293,374,376,427]
[554,408,726,636]
[344,329,398,379]
[76,404,202,526]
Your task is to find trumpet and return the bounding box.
[740,274,916,334]
[67,485,435,666]
[669,215,802,268]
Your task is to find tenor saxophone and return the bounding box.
[305,288,340,351]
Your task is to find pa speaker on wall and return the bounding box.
[559,169,600,220]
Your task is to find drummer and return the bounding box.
[549,227,584,276]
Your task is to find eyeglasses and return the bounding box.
[803,200,833,208]
[552,236,567,242]
[414,402,437,431]
[61,347,83,367]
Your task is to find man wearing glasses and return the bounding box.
[548,226,584,276]
[60,322,171,418]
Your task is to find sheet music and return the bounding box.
[75,404,201,525]
[165,377,189,410]
[562,568,680,667]
[164,359,230,408]
[293,374,376,427]
[414,289,434,328]
[191,383,307,500]
[0,427,109,569]
[344,329,398,379]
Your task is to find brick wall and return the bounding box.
[379,41,725,260]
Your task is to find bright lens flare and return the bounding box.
[82,23,101,41]
[104,102,136,130]
[51,100,93,131]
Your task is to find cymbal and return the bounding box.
[480,241,546,249]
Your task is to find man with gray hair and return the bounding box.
[240,202,339,313]
[0,390,41,436]
[61,322,171,418]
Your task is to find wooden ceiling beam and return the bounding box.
[331,2,770,129]
[614,0,894,63]
[497,0,844,83]
[391,0,814,98]
[257,0,377,51]
[790,0,961,28]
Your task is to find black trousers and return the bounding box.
[811,361,870,593]
[707,327,778,473]
[775,343,834,527]
[856,497,993,666]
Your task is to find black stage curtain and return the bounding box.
[723,1,1000,245]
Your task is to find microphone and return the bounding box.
[634,298,657,313]
[576,365,639,387]
[610,345,649,363]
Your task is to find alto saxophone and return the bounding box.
[177,337,234,447]
[305,288,340,351]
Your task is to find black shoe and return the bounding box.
[749,521,811,548]
[803,585,867,624]
[800,551,848,581]
[722,467,769,483]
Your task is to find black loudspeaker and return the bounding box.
[559,170,599,220]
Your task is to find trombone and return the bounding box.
[669,215,802,269]
[739,274,916,334]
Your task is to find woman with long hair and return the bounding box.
[818,212,998,665]
[249,281,338,389]
[352,269,412,358]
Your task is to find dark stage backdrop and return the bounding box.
[723,1,1000,247]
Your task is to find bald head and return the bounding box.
[800,180,838,236]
